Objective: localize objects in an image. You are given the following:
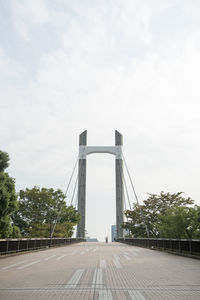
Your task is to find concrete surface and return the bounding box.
[0,242,200,299]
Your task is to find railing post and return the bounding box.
[6,240,9,255]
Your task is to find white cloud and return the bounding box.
[10,0,50,40]
[1,0,200,240]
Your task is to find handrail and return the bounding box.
[117,238,200,258]
[0,237,85,256]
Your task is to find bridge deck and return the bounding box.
[0,242,200,299]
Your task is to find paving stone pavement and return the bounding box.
[0,242,200,299]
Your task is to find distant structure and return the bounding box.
[85,237,98,242]
[111,225,117,242]
[111,225,130,241]
[124,228,130,237]
[76,130,124,239]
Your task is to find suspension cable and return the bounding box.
[64,156,79,199]
[75,189,78,210]
[122,171,132,210]
[50,155,79,238]
[122,153,140,205]
[122,152,150,237]
[70,174,78,206]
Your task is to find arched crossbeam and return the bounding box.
[79,146,122,159]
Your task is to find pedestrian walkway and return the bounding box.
[0,242,200,299]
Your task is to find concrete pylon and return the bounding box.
[115,130,124,238]
[76,130,124,239]
[76,130,87,238]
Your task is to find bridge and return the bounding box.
[0,131,200,299]
[0,241,200,299]
[65,130,148,240]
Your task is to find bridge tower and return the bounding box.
[76,130,124,239]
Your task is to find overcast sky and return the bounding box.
[1,0,200,241]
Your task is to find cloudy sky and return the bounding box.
[1,0,200,241]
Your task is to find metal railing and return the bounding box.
[117,238,200,258]
[0,238,85,256]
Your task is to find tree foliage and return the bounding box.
[0,151,9,172]
[123,192,200,239]
[157,206,200,239]
[12,187,80,238]
[0,150,19,238]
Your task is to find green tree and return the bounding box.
[123,192,194,238]
[157,205,200,239]
[12,187,80,238]
[0,150,19,238]
[123,203,147,237]
[54,205,81,237]
[0,151,9,171]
